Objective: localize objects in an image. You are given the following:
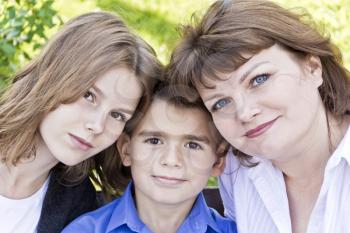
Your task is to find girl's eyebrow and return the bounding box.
[91,85,105,98]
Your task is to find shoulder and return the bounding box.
[62,198,122,233]
[209,208,238,233]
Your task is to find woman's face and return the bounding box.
[198,45,324,162]
[39,67,143,166]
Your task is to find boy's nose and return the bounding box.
[160,145,183,168]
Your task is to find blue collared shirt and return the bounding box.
[62,183,237,233]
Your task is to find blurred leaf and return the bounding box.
[0,43,16,56]
[0,0,62,79]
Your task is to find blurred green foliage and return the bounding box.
[2,0,349,78]
[96,0,212,63]
[0,0,61,86]
[276,0,350,71]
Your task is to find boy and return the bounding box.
[62,83,237,233]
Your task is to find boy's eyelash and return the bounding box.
[144,137,162,145]
[185,142,203,150]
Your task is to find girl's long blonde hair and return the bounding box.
[0,12,162,198]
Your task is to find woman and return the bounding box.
[167,0,350,233]
[0,12,161,233]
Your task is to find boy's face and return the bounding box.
[118,98,224,206]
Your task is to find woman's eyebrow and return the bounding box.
[239,61,269,84]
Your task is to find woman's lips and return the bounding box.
[245,117,279,138]
[69,133,93,151]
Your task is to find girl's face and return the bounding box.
[198,45,324,163]
[39,67,143,166]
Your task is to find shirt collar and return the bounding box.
[106,182,220,233]
[326,123,350,170]
[179,192,221,233]
[106,182,148,233]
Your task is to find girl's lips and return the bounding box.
[69,133,93,151]
[245,117,279,138]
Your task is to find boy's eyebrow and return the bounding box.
[184,135,211,145]
[138,130,211,144]
[138,130,164,137]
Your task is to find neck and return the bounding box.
[135,193,195,233]
[0,138,58,199]
[274,112,349,184]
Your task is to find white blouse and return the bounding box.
[0,176,50,233]
[219,125,350,233]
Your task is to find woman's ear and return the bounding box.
[116,133,132,167]
[306,55,323,87]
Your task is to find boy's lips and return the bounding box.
[68,133,94,151]
[244,117,279,138]
[152,175,187,185]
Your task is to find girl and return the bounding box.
[0,12,161,233]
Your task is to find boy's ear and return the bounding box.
[211,141,229,177]
[116,133,132,167]
[211,156,225,177]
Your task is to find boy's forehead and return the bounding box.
[136,98,216,139]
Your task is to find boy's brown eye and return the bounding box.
[145,138,162,145]
[186,142,202,150]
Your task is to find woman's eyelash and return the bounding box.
[211,98,231,112]
[250,73,270,87]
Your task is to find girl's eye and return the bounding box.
[251,74,269,87]
[110,112,126,122]
[145,138,162,145]
[83,90,96,103]
[212,98,231,112]
[185,142,202,150]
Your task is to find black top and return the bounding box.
[37,168,98,233]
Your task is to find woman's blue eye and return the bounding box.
[213,98,230,111]
[83,90,95,102]
[185,142,202,150]
[251,74,269,87]
[110,112,126,122]
[145,138,162,145]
